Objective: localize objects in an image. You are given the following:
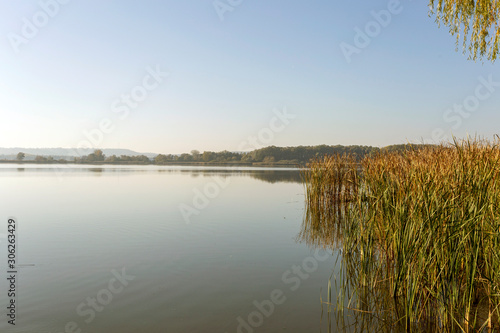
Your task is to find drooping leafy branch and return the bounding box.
[429,0,500,62]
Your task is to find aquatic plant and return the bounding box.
[304,137,500,332]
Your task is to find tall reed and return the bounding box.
[304,138,500,332]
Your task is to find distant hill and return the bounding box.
[0,148,158,160]
[0,144,436,164]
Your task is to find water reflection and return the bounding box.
[297,205,346,250]
[250,170,302,184]
[300,205,407,333]
[155,168,302,183]
[1,164,302,183]
[0,164,334,332]
[300,204,498,332]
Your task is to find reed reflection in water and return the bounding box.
[301,140,500,332]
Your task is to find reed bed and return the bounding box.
[301,153,359,249]
[303,138,500,332]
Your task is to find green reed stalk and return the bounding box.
[303,137,500,332]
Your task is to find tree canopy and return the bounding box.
[429,0,500,62]
[8,145,436,165]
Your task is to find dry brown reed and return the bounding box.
[303,137,500,332]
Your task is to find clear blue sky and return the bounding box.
[1,0,499,154]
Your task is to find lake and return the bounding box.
[0,165,343,333]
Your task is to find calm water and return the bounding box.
[0,165,341,333]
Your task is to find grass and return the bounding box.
[303,137,500,332]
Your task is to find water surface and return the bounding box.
[0,165,340,333]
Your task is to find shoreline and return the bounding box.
[0,160,302,168]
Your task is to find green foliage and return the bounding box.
[16,152,25,161]
[33,155,65,163]
[178,153,192,162]
[77,149,106,163]
[152,145,427,165]
[154,154,173,164]
[190,150,201,160]
[103,154,150,164]
[74,150,150,164]
[90,149,105,162]
[250,145,378,163]
[8,144,434,165]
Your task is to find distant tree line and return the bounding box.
[9,144,435,166]
[153,144,426,165]
[72,150,150,164]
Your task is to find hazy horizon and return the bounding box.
[0,140,438,158]
[2,1,499,154]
